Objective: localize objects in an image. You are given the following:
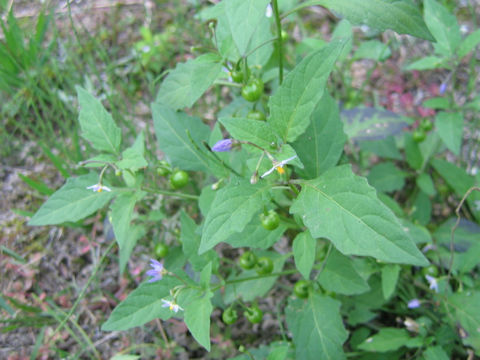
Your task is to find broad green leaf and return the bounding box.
[378,193,404,218]
[317,249,370,295]
[285,294,348,360]
[458,28,480,59]
[353,40,391,61]
[381,264,400,299]
[29,174,115,226]
[225,221,286,249]
[332,19,353,61]
[116,132,148,172]
[290,165,428,266]
[268,39,345,143]
[435,111,463,155]
[431,159,480,220]
[411,191,431,226]
[401,219,431,245]
[152,103,220,174]
[76,86,122,154]
[358,328,415,352]
[308,0,433,41]
[156,54,223,110]
[405,56,447,70]
[180,211,218,272]
[199,181,270,253]
[225,0,270,56]
[367,162,406,193]
[292,92,346,179]
[110,191,145,249]
[216,9,273,67]
[416,173,436,196]
[424,0,461,56]
[219,117,276,150]
[423,97,452,110]
[404,133,423,170]
[448,292,480,354]
[224,251,286,303]
[359,136,402,160]
[293,231,316,279]
[341,107,412,141]
[184,292,213,351]
[118,224,145,275]
[102,278,182,331]
[424,346,450,360]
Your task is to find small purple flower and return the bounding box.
[439,82,447,95]
[425,275,439,292]
[146,259,165,282]
[407,298,421,309]
[212,139,233,152]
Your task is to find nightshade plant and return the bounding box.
[28,0,480,358]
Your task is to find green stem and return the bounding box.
[142,186,199,200]
[272,0,284,84]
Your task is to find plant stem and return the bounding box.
[272,0,284,84]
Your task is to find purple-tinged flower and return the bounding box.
[425,275,439,292]
[407,298,421,309]
[87,183,111,192]
[212,139,233,152]
[439,82,447,95]
[146,259,166,282]
[161,299,183,313]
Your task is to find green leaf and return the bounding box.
[405,56,447,70]
[292,92,347,179]
[457,28,480,59]
[424,0,461,56]
[225,0,270,56]
[184,292,213,351]
[359,136,402,160]
[431,159,480,220]
[381,264,400,299]
[435,111,463,155]
[152,103,220,174]
[424,346,450,360]
[102,278,182,331]
[353,40,391,61]
[367,162,406,193]
[110,191,145,249]
[76,86,121,155]
[358,328,413,352]
[29,174,115,226]
[411,190,432,226]
[317,249,370,295]
[404,133,423,170]
[268,39,345,143]
[285,294,348,360]
[199,181,269,253]
[416,173,436,196]
[293,231,316,279]
[116,132,148,172]
[225,221,286,249]
[448,292,480,354]
[290,165,428,266]
[219,117,276,150]
[118,225,146,275]
[341,107,412,141]
[180,211,218,272]
[155,54,223,110]
[309,0,433,41]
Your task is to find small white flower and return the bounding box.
[265,4,273,17]
[425,275,439,293]
[87,183,111,193]
[261,155,297,178]
[161,299,183,313]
